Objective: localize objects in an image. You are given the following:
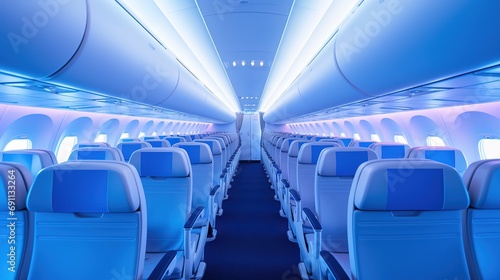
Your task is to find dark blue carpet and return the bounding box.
[203,161,301,280]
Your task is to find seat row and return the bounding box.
[0,133,241,280]
[260,132,496,279]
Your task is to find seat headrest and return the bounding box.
[369,142,410,159]
[407,146,467,172]
[0,149,57,176]
[288,140,311,157]
[352,159,469,211]
[349,140,377,148]
[317,148,378,177]
[162,137,185,145]
[73,142,110,150]
[116,141,152,161]
[298,142,340,164]
[129,147,191,178]
[173,142,213,164]
[463,159,500,209]
[68,147,124,161]
[27,161,142,213]
[204,137,226,149]
[0,162,32,211]
[145,139,171,148]
[280,138,298,152]
[194,139,222,155]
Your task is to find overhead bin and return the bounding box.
[0,0,87,79]
[264,0,500,124]
[263,38,367,123]
[0,1,235,123]
[335,0,500,95]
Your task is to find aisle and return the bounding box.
[203,161,301,280]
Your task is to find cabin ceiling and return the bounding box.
[196,0,293,113]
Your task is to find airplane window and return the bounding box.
[152,132,158,136]
[329,132,334,137]
[394,134,408,144]
[95,133,108,143]
[340,132,346,137]
[370,133,381,142]
[3,139,32,151]
[56,136,78,162]
[138,132,146,138]
[119,132,130,140]
[478,139,500,159]
[426,136,446,147]
[353,133,361,140]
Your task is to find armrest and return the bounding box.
[302,207,322,259]
[281,179,289,189]
[147,251,177,280]
[320,251,350,280]
[288,189,301,223]
[289,189,301,202]
[210,185,221,196]
[184,206,206,229]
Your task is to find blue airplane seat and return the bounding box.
[0,149,57,178]
[297,147,377,279]
[320,159,470,280]
[0,162,32,280]
[174,142,219,241]
[288,142,338,244]
[116,141,152,162]
[24,160,147,280]
[72,142,110,150]
[194,139,226,216]
[407,146,468,175]
[120,137,141,142]
[462,159,500,280]
[369,142,410,159]
[129,147,208,280]
[67,146,124,161]
[145,139,171,148]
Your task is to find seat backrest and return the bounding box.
[348,140,376,148]
[194,139,223,187]
[145,139,171,148]
[407,146,467,175]
[68,147,124,161]
[287,140,311,190]
[128,147,192,252]
[315,147,377,253]
[462,159,500,280]
[0,162,32,280]
[120,137,141,142]
[0,149,57,178]
[369,142,410,159]
[204,137,227,166]
[173,142,213,218]
[296,142,339,211]
[72,142,110,150]
[26,160,146,279]
[116,141,152,162]
[163,137,186,146]
[348,159,470,280]
[280,138,297,181]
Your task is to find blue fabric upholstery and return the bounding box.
[0,162,32,280]
[116,141,152,161]
[463,159,500,279]
[0,149,57,178]
[369,142,410,159]
[145,139,171,148]
[407,146,467,175]
[72,142,110,150]
[348,140,376,148]
[25,160,146,280]
[347,159,470,280]
[163,137,186,146]
[68,147,124,161]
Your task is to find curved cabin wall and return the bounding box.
[264,1,500,123]
[0,1,235,123]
